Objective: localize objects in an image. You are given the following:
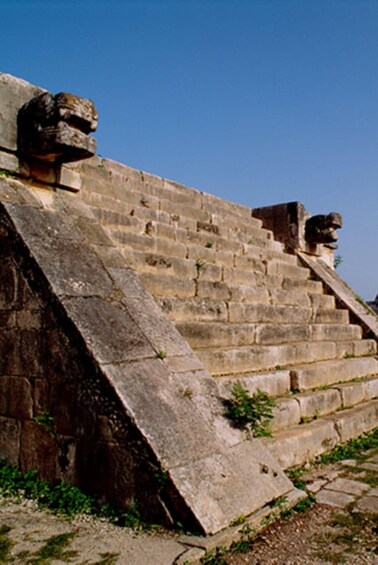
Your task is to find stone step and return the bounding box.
[197,341,369,376]
[263,399,378,469]
[290,356,378,391]
[103,217,296,269]
[176,322,364,348]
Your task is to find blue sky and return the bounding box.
[2,0,378,299]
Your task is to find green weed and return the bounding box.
[0,525,13,563]
[318,428,378,464]
[28,532,77,564]
[33,410,55,437]
[0,459,141,528]
[155,349,167,360]
[223,384,276,436]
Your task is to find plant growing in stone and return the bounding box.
[223,384,276,437]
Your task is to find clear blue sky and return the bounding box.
[2,0,378,300]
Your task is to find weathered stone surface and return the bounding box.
[169,439,292,535]
[298,252,378,339]
[325,477,369,496]
[0,73,45,152]
[18,91,97,163]
[0,416,20,466]
[271,398,301,432]
[263,419,339,468]
[316,489,355,508]
[328,399,378,442]
[291,357,378,391]
[63,296,155,364]
[296,388,341,419]
[217,371,291,397]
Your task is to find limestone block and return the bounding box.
[287,341,337,365]
[75,217,114,246]
[196,281,231,301]
[255,272,287,289]
[269,289,311,308]
[364,377,378,400]
[234,254,266,273]
[223,267,259,286]
[163,178,203,208]
[144,220,177,240]
[195,262,222,283]
[138,272,196,299]
[217,370,291,397]
[256,324,311,345]
[62,296,155,364]
[157,297,228,323]
[291,357,378,391]
[122,295,194,358]
[282,277,323,293]
[335,382,366,408]
[325,477,369,496]
[187,244,216,263]
[264,419,339,469]
[271,398,301,432]
[310,293,335,309]
[0,73,45,152]
[0,328,20,375]
[296,389,341,419]
[229,284,270,304]
[201,191,254,222]
[329,399,378,442]
[20,328,42,376]
[169,439,292,535]
[176,322,257,349]
[198,345,285,375]
[57,165,82,192]
[353,339,377,356]
[311,323,362,342]
[3,202,114,298]
[267,261,310,280]
[20,420,57,480]
[229,303,311,324]
[316,489,355,508]
[0,416,21,466]
[163,354,204,373]
[160,198,210,223]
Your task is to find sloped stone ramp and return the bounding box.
[0,176,293,535]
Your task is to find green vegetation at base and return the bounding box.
[318,428,378,465]
[0,459,141,528]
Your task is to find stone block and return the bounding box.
[20,420,57,480]
[139,272,196,299]
[0,416,20,466]
[0,257,18,309]
[177,322,257,349]
[335,382,366,408]
[263,419,339,469]
[364,377,378,400]
[57,165,82,192]
[0,328,20,375]
[20,329,42,376]
[296,388,341,419]
[217,370,291,397]
[4,203,114,298]
[310,293,335,309]
[196,281,231,301]
[269,289,311,308]
[325,477,369,496]
[271,398,301,432]
[8,377,33,419]
[316,489,355,508]
[229,303,311,324]
[229,284,270,303]
[311,323,362,342]
[329,399,378,442]
[267,261,310,280]
[169,439,292,535]
[291,357,378,391]
[282,277,323,293]
[234,254,266,273]
[63,296,155,364]
[123,296,193,358]
[198,345,285,375]
[256,324,310,345]
[75,217,114,246]
[0,73,45,152]
[157,297,228,323]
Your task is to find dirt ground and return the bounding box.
[0,452,377,564]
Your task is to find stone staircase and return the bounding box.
[75,157,378,470]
